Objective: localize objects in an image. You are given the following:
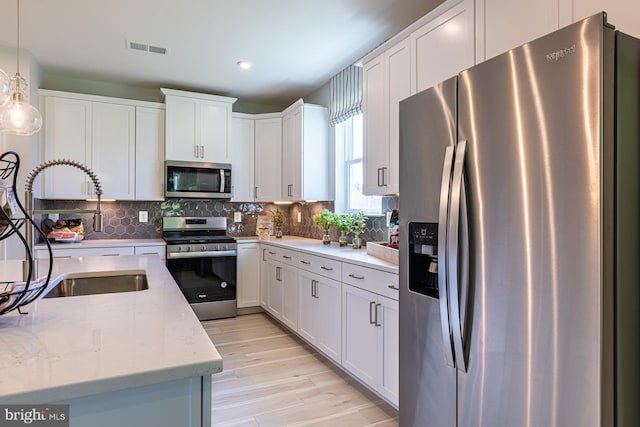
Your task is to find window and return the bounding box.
[336,113,381,213]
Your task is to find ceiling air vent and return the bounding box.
[148,45,167,55]
[128,41,148,52]
[126,40,167,55]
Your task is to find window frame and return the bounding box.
[335,113,381,215]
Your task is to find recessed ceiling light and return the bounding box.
[237,60,251,69]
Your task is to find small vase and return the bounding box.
[322,228,331,245]
[339,230,348,247]
[275,226,283,238]
[352,235,362,249]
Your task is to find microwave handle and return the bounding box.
[220,169,225,192]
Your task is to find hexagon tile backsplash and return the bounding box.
[35,197,398,244]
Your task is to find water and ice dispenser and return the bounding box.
[408,222,439,298]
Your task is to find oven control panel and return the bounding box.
[166,242,237,256]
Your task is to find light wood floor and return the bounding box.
[203,313,398,427]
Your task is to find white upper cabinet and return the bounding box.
[39,90,164,201]
[563,0,640,37]
[91,102,136,200]
[254,115,283,202]
[363,38,411,196]
[479,0,559,61]
[135,106,165,201]
[41,96,92,199]
[281,99,329,201]
[162,88,236,163]
[230,114,255,202]
[410,0,475,93]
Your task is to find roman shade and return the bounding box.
[329,65,363,125]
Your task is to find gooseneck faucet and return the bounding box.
[22,159,104,281]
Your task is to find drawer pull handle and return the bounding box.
[388,284,400,291]
[268,251,276,255]
[140,252,156,255]
[53,255,72,259]
[320,266,333,271]
[300,260,311,265]
[102,254,120,257]
[348,273,365,280]
[282,255,292,260]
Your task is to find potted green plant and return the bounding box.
[335,214,351,247]
[348,212,367,249]
[313,209,336,245]
[271,209,285,238]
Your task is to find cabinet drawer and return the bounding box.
[262,245,297,266]
[134,245,166,258]
[35,246,135,259]
[297,253,342,281]
[342,263,399,300]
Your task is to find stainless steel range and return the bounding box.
[163,217,236,320]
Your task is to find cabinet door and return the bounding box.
[282,107,302,200]
[315,276,342,363]
[280,265,298,330]
[300,105,330,201]
[42,97,92,199]
[165,96,197,161]
[410,0,475,94]
[298,271,317,343]
[567,0,640,37]
[230,117,255,201]
[341,284,378,388]
[92,102,136,200]
[363,53,387,196]
[260,249,269,308]
[266,262,283,318]
[482,0,558,61]
[385,38,411,194]
[377,295,399,406]
[135,107,165,200]
[199,100,231,163]
[254,117,282,201]
[237,243,260,308]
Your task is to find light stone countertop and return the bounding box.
[0,255,222,403]
[236,236,399,274]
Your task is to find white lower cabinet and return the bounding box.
[342,283,399,406]
[298,270,342,363]
[262,253,298,329]
[237,242,260,308]
[35,242,166,260]
[258,243,398,407]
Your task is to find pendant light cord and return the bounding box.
[16,0,20,74]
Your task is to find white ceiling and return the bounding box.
[0,0,443,108]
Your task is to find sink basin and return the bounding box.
[44,270,148,298]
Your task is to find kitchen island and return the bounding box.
[0,255,221,427]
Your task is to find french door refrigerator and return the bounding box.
[398,13,639,427]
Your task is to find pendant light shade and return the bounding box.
[0,0,42,136]
[0,73,42,135]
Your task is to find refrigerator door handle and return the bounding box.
[448,140,469,373]
[437,145,456,368]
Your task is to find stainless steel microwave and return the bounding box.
[165,161,232,199]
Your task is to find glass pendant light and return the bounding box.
[0,0,42,136]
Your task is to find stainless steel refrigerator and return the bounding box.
[399,13,639,427]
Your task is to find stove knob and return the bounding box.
[201,245,206,251]
[177,246,182,252]
[185,245,191,252]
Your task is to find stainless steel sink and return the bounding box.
[44,270,148,298]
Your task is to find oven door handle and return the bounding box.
[167,250,237,259]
